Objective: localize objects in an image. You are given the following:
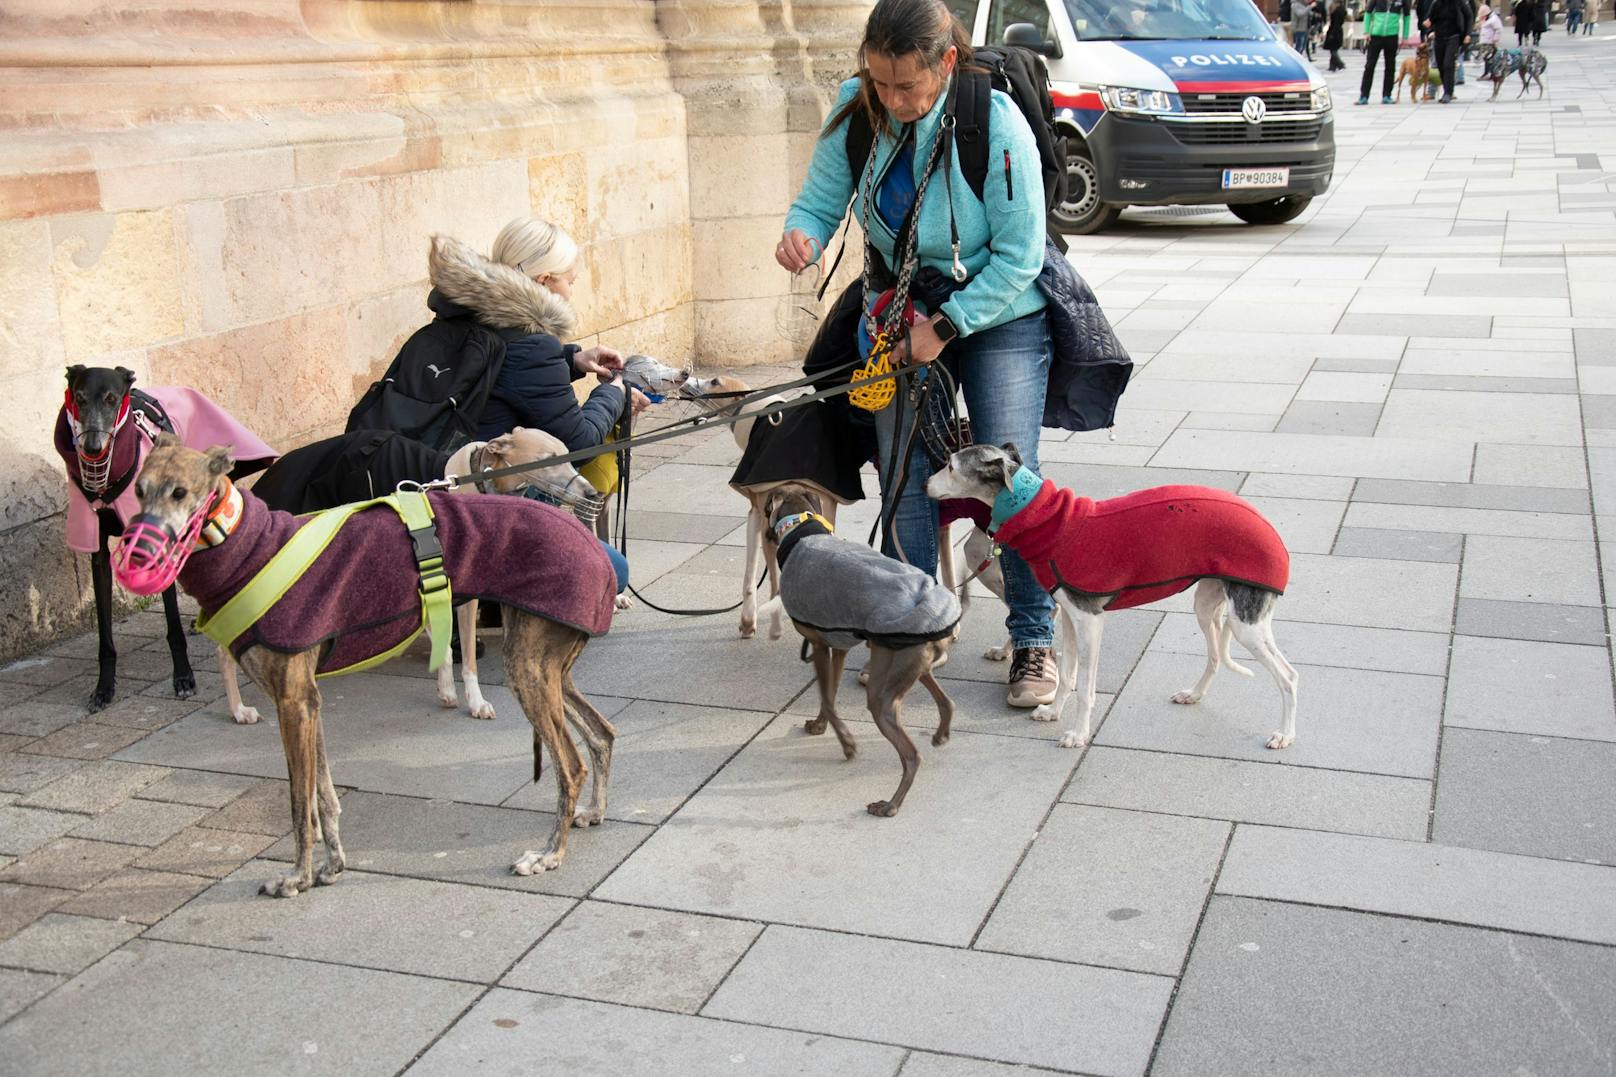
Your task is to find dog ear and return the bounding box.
[483,432,515,465]
[154,432,181,450]
[205,445,234,477]
[1001,442,1024,468]
[115,366,136,390]
[65,364,85,387]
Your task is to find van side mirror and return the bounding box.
[1004,22,1063,57]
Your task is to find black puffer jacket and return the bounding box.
[419,234,625,451]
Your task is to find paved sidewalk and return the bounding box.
[4,32,1616,1077]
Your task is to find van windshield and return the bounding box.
[1065,0,1275,39]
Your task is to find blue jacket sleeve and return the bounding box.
[491,335,624,452]
[938,92,1047,337]
[783,78,863,262]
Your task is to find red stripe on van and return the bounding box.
[1052,90,1105,111]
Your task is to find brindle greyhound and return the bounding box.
[126,438,616,895]
[60,366,195,710]
[763,485,958,817]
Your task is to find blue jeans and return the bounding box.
[875,311,1056,649]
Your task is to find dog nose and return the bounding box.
[79,430,109,456]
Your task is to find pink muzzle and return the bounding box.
[112,499,212,596]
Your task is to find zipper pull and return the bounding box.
[1004,149,1014,201]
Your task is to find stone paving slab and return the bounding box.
[57,867,212,926]
[1454,597,1610,646]
[0,837,139,891]
[115,672,541,806]
[135,825,277,878]
[1098,652,1442,778]
[1148,614,1450,677]
[501,899,762,1013]
[0,968,63,1025]
[261,791,652,898]
[975,804,1227,976]
[1460,534,1601,607]
[1065,748,1430,841]
[0,912,142,975]
[1331,525,1463,562]
[705,924,1173,1076]
[0,882,73,941]
[596,717,1077,946]
[407,990,906,1077]
[68,797,207,846]
[16,759,169,814]
[1444,635,1616,742]
[1433,729,1616,866]
[0,940,478,1077]
[1152,428,1473,481]
[0,805,82,858]
[1352,476,1590,515]
[1216,825,1616,946]
[1275,552,1458,633]
[147,861,574,981]
[1152,897,1616,1077]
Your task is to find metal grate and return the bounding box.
[1180,91,1313,114]
[1168,119,1325,145]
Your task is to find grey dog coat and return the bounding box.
[778,525,960,651]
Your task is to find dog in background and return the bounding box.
[120,438,618,894]
[1394,41,1434,102]
[1483,45,1547,98]
[762,485,960,817]
[927,443,1298,751]
[54,365,275,710]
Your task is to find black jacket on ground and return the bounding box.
[252,430,450,514]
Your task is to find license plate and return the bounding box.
[1221,167,1291,189]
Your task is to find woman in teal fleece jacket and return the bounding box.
[774,0,1061,708]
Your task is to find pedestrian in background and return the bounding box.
[1358,0,1412,103]
[1567,0,1584,33]
[1513,0,1536,43]
[1326,0,1349,68]
[1425,0,1474,100]
[1291,0,1314,54]
[1584,0,1597,32]
[1477,3,1504,61]
[1533,0,1547,41]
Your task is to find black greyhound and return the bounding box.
[58,365,195,710]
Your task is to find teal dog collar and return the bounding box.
[990,466,1042,532]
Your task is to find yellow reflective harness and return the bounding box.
[195,491,453,678]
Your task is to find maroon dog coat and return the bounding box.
[993,480,1289,611]
[180,489,614,675]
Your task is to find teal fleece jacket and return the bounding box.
[784,76,1047,338]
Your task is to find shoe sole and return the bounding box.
[1007,688,1058,708]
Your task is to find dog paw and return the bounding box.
[614,594,634,610]
[1171,690,1203,705]
[857,668,870,686]
[173,673,196,700]
[1266,732,1294,750]
[315,860,345,886]
[930,650,950,672]
[1058,730,1090,749]
[572,808,604,828]
[87,683,115,713]
[983,645,1012,662]
[931,731,950,747]
[803,718,828,736]
[232,705,262,725]
[260,874,309,898]
[1030,703,1059,722]
[866,800,899,818]
[767,618,784,641]
[468,700,496,721]
[738,622,756,639]
[511,850,562,875]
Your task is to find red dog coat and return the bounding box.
[993,480,1289,611]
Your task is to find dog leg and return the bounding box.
[807,644,857,759]
[764,539,785,641]
[507,613,589,874]
[89,544,117,711]
[864,646,927,817]
[739,508,762,638]
[312,722,346,886]
[1033,600,1080,724]
[937,520,956,589]
[918,650,954,747]
[161,585,196,700]
[218,645,261,724]
[242,648,323,897]
[1228,613,1300,749]
[562,673,616,826]
[457,601,495,720]
[1057,598,1105,749]
[1172,580,1249,705]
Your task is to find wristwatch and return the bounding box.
[931,312,960,345]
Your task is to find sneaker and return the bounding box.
[1381,94,1394,103]
[1356,95,1369,105]
[1007,647,1058,708]
[1440,93,1454,102]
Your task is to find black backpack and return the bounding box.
[845,46,1068,216]
[345,319,506,454]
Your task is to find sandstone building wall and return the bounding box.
[0,0,867,658]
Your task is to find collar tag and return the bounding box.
[772,511,834,542]
[989,466,1042,532]
[197,480,243,548]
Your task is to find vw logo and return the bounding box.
[1242,95,1267,123]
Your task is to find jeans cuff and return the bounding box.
[1011,636,1055,651]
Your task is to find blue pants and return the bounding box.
[601,541,629,594]
[875,311,1057,650]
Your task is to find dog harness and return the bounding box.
[991,475,1290,611]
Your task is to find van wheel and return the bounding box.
[1227,196,1312,225]
[1049,146,1121,235]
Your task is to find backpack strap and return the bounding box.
[196,491,454,676]
[951,67,993,204]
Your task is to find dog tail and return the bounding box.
[1220,618,1255,677]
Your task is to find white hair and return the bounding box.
[490,217,579,280]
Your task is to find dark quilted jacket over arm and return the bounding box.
[476,333,626,450]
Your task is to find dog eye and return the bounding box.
[171,487,187,501]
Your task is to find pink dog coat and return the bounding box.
[178,489,615,675]
[54,387,276,553]
[992,478,1289,611]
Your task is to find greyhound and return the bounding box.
[119,437,618,895]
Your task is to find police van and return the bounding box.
[946,0,1335,233]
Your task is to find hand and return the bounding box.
[574,346,624,382]
[1423,16,1432,25]
[900,318,947,366]
[1463,33,1470,40]
[775,229,820,273]
[629,388,652,416]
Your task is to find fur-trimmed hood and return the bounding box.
[428,234,578,339]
